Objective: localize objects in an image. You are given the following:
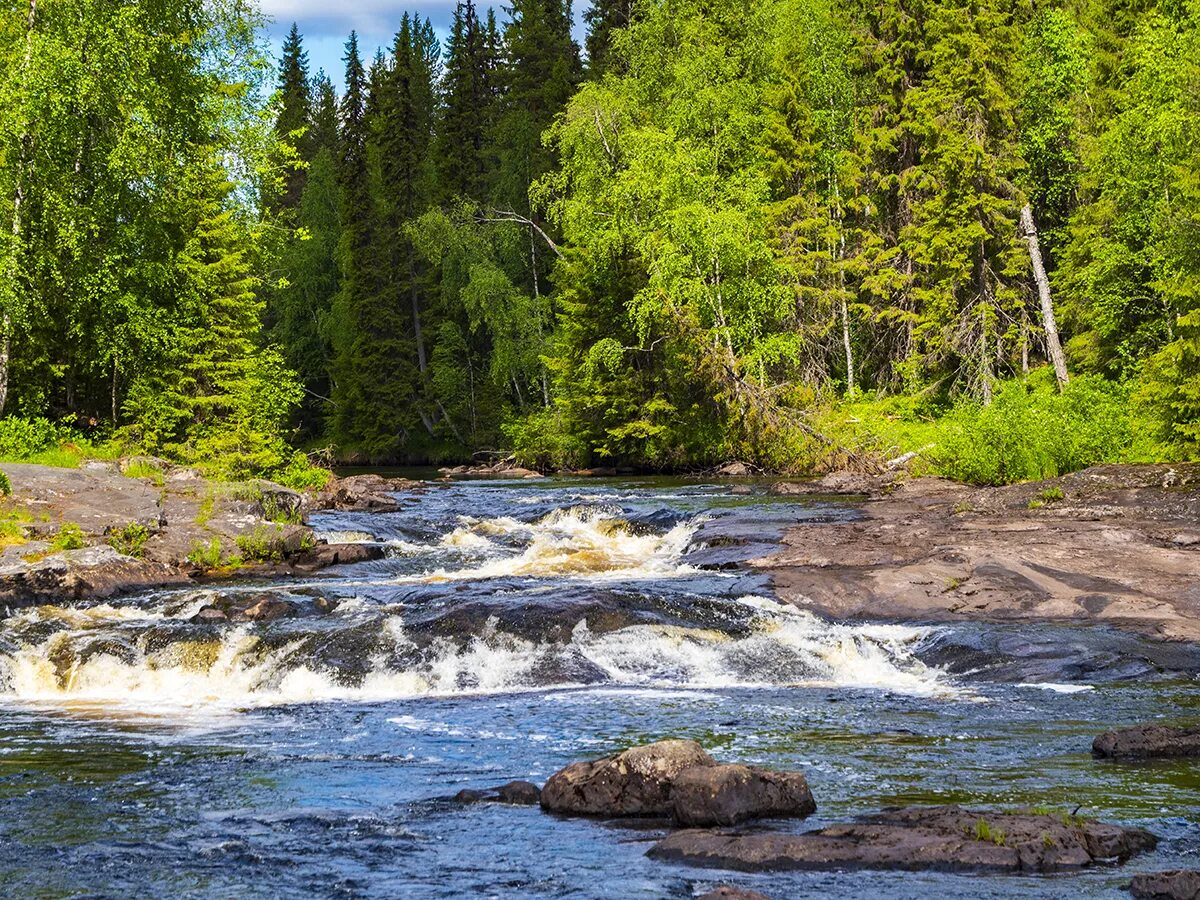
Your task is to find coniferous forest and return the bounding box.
[2,0,1200,481]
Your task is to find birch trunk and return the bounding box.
[0,0,38,416]
[1019,204,1069,390]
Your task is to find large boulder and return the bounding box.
[698,888,771,900]
[671,764,816,826]
[1130,870,1200,900]
[649,805,1156,874]
[315,474,419,512]
[1094,724,1200,760]
[540,739,716,817]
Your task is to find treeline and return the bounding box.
[1,0,1198,476]
[0,0,308,479]
[274,0,1200,467]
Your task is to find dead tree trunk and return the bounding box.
[0,0,38,416]
[1019,204,1069,390]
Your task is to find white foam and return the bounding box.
[1016,682,1094,694]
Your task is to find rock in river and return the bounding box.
[1129,870,1200,900]
[671,764,816,826]
[1093,724,1200,759]
[648,805,1157,874]
[540,739,716,817]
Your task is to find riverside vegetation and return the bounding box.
[2,0,1200,483]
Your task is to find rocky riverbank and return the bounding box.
[0,461,415,612]
[758,463,1200,642]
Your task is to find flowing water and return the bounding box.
[1,477,1198,898]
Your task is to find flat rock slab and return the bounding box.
[1094,724,1200,759]
[698,887,772,900]
[649,806,1157,874]
[1130,870,1200,900]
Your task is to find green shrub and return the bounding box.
[0,471,10,496]
[235,525,285,562]
[0,418,61,460]
[274,452,332,491]
[49,523,87,552]
[107,522,150,558]
[187,537,224,569]
[1039,486,1065,502]
[934,373,1154,485]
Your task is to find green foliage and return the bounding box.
[235,525,286,562]
[0,470,9,497]
[107,522,150,558]
[935,373,1155,485]
[187,537,224,569]
[49,523,86,553]
[0,503,31,547]
[123,460,165,486]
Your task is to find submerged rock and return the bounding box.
[450,781,542,806]
[540,739,716,817]
[497,781,542,805]
[1093,724,1200,759]
[648,805,1157,874]
[671,764,816,826]
[1129,870,1200,900]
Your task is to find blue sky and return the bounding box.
[259,1,588,90]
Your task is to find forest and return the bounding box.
[1,0,1199,483]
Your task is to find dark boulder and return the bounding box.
[497,781,541,805]
[288,542,386,572]
[235,597,297,623]
[540,739,716,817]
[649,805,1156,874]
[1130,870,1200,900]
[671,764,816,826]
[1094,724,1200,759]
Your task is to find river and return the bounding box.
[0,477,1197,897]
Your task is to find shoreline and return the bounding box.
[757,464,1200,643]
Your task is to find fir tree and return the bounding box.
[275,23,312,210]
[583,0,634,76]
[437,0,501,202]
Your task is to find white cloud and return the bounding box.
[259,0,459,37]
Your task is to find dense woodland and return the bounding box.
[1,0,1199,480]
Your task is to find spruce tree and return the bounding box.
[275,23,312,210]
[583,0,634,76]
[437,0,500,202]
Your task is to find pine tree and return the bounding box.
[437,0,501,202]
[308,70,339,158]
[124,159,300,476]
[584,0,634,76]
[275,23,312,210]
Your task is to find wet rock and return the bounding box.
[254,481,306,521]
[191,606,228,623]
[497,781,542,805]
[768,471,894,497]
[1129,870,1200,900]
[1093,724,1200,760]
[671,764,816,826]
[0,545,189,611]
[236,597,297,623]
[648,806,1157,874]
[698,888,772,900]
[453,789,491,804]
[288,542,386,572]
[715,462,752,477]
[315,474,419,512]
[540,740,716,817]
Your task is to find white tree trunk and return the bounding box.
[1019,204,1069,390]
[1,0,38,416]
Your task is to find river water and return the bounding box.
[0,477,1197,898]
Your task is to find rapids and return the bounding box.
[0,475,1197,897]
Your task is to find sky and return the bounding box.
[259,1,589,90]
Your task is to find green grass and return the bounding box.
[235,524,285,562]
[0,503,32,547]
[817,368,1168,485]
[123,459,166,485]
[49,523,87,552]
[187,537,224,569]
[106,522,150,558]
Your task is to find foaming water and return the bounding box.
[0,595,954,711]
